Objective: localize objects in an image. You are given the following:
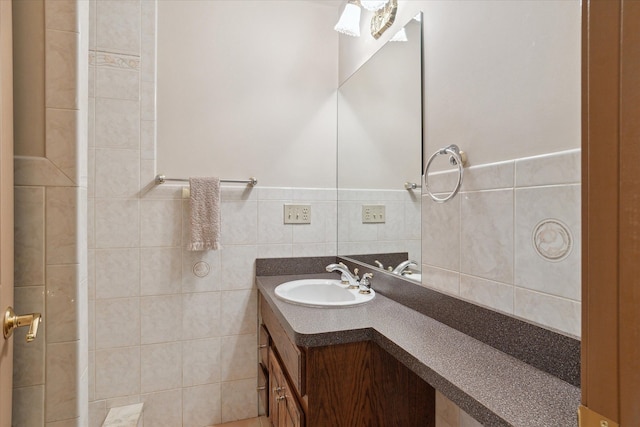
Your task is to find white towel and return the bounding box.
[188,177,221,251]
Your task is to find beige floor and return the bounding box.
[214,416,270,427]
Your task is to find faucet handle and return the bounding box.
[359,273,373,294]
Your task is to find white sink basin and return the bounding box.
[274,279,375,308]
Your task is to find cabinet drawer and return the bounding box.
[260,294,305,396]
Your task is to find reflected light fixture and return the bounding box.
[370,0,397,39]
[334,0,362,37]
[389,27,407,42]
[360,0,389,11]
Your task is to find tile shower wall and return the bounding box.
[88,2,336,426]
[13,1,89,426]
[421,149,581,337]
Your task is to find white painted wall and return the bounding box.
[157,0,339,188]
[339,0,581,167]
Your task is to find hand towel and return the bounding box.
[188,177,221,251]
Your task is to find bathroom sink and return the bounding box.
[274,279,375,308]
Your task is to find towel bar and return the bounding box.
[155,174,258,186]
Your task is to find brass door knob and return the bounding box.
[3,307,41,343]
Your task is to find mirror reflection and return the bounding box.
[337,15,423,281]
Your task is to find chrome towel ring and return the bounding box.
[423,144,467,203]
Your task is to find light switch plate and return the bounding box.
[362,205,385,223]
[284,204,311,224]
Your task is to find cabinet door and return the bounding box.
[269,352,280,427]
[269,348,304,427]
[283,393,303,427]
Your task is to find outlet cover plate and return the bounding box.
[362,205,385,223]
[284,204,311,224]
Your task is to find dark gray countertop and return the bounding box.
[257,273,580,427]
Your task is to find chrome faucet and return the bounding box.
[326,262,360,289]
[359,273,373,294]
[391,260,418,275]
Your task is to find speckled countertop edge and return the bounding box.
[340,257,581,387]
[257,273,580,427]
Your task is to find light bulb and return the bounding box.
[389,27,407,42]
[334,2,361,37]
[360,0,389,11]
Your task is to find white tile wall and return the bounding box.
[13,1,89,425]
[46,108,81,182]
[514,185,581,300]
[46,341,80,422]
[46,264,80,342]
[422,149,581,337]
[422,193,460,271]
[12,287,46,387]
[13,386,46,426]
[14,187,46,286]
[45,29,79,109]
[182,384,222,427]
[139,295,182,345]
[140,343,183,393]
[95,249,140,298]
[435,391,483,427]
[95,347,141,399]
[337,188,422,262]
[140,389,183,426]
[94,99,140,149]
[460,189,514,283]
[182,338,222,387]
[221,379,259,424]
[95,0,141,55]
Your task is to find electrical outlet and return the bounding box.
[362,205,385,223]
[284,204,311,224]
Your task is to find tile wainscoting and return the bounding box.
[422,149,581,337]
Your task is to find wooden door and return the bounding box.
[0,1,14,425]
[581,0,640,425]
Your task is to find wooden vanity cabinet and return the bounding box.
[259,294,435,427]
[269,349,303,427]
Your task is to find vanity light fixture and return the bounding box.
[334,0,362,37]
[334,0,397,39]
[389,27,407,42]
[370,0,397,39]
[360,0,389,11]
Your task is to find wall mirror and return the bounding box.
[337,14,423,280]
